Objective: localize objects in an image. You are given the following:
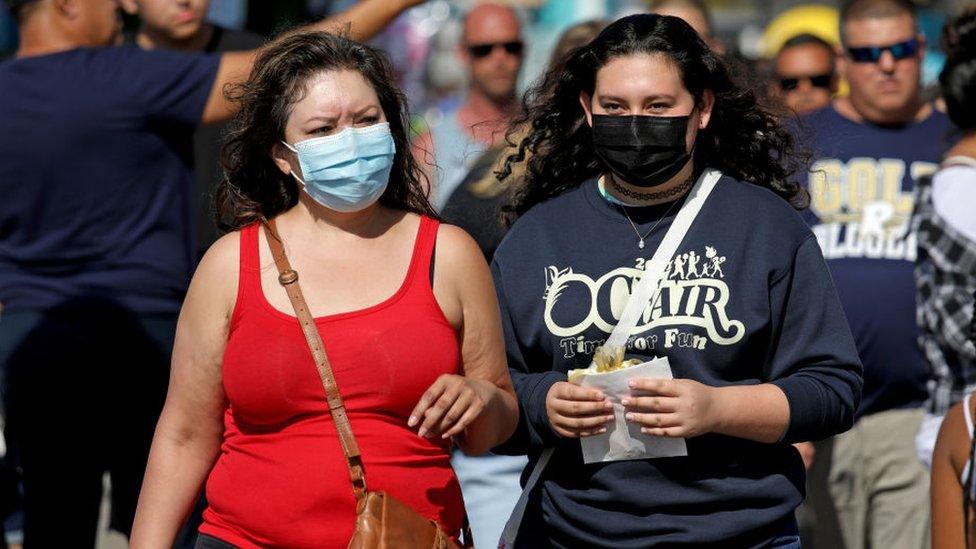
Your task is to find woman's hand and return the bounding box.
[545,381,615,438]
[623,378,718,438]
[409,374,495,440]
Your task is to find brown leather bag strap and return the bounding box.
[262,219,368,502]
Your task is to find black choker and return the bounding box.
[609,174,694,203]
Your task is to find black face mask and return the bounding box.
[590,114,693,188]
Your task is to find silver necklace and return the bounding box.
[607,177,682,249]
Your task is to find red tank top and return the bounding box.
[200,217,464,548]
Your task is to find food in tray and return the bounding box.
[568,345,643,383]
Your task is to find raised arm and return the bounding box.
[201,0,426,124]
[129,234,240,549]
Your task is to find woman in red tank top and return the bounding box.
[130,33,519,549]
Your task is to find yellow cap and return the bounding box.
[762,4,841,59]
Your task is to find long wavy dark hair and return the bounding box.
[216,32,436,231]
[499,14,808,221]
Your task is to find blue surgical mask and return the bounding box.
[282,122,395,213]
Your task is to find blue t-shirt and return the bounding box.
[799,105,954,417]
[0,47,219,314]
[492,174,862,547]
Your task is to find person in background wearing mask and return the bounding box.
[923,9,976,547]
[413,1,523,209]
[770,33,838,115]
[648,0,724,54]
[119,0,264,257]
[0,0,423,546]
[797,0,955,547]
[131,31,518,548]
[493,13,861,548]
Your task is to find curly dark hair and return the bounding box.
[499,14,809,221]
[216,32,436,231]
[940,8,976,130]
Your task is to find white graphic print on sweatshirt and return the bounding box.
[543,246,745,359]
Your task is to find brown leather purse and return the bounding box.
[263,220,469,549]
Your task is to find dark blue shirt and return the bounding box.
[492,175,862,547]
[799,105,954,417]
[0,47,219,314]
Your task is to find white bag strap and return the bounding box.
[498,169,723,548]
[603,168,722,349]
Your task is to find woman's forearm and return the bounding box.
[710,384,790,443]
[130,423,222,548]
[460,382,520,455]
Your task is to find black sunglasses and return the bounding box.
[778,73,834,91]
[846,38,919,63]
[467,41,524,58]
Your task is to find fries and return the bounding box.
[568,345,642,383]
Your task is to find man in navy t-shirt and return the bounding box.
[0,0,422,545]
[120,0,266,257]
[798,0,953,546]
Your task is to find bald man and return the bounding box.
[411,8,527,547]
[649,0,725,54]
[413,1,523,208]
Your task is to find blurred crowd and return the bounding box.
[0,0,975,548]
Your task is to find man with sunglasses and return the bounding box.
[413,1,523,209]
[798,0,954,548]
[771,33,837,115]
[412,5,527,547]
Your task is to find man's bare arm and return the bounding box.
[201,0,425,125]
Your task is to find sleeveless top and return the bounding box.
[199,217,465,548]
[431,110,486,209]
[960,393,976,502]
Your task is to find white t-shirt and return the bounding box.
[932,157,976,243]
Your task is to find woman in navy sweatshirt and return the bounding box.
[491,14,863,548]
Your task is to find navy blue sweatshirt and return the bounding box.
[492,174,863,547]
